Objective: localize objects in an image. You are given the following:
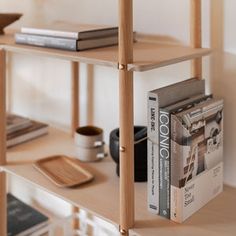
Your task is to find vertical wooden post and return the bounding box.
[71,61,79,136]
[190,0,202,78]
[71,61,80,230]
[0,49,7,236]
[119,0,134,235]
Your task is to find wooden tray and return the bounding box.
[34,155,94,187]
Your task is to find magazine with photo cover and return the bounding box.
[158,94,212,219]
[170,97,224,223]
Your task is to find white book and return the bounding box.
[21,22,118,40]
[170,98,224,222]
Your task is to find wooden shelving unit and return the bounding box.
[0,1,235,236]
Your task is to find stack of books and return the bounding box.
[15,22,119,51]
[8,193,49,236]
[7,113,49,148]
[147,78,224,222]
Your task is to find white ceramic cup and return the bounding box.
[74,126,107,162]
[75,145,107,162]
[74,126,104,148]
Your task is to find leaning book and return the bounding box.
[170,97,224,223]
[8,193,49,236]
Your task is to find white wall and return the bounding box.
[1,0,236,220]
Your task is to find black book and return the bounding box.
[7,193,49,236]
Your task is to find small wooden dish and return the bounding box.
[34,155,94,187]
[0,13,22,34]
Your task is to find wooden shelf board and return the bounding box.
[0,34,210,72]
[131,185,236,236]
[1,128,235,236]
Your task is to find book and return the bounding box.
[7,193,49,236]
[170,98,224,222]
[7,120,49,148]
[15,33,118,51]
[158,94,212,219]
[21,22,118,40]
[147,78,205,214]
[7,113,32,135]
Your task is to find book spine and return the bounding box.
[159,108,170,218]
[170,114,183,222]
[147,92,159,214]
[15,33,77,51]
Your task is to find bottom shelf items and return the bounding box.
[2,127,236,236]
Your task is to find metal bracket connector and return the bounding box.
[118,63,128,70]
[119,228,127,235]
[120,146,126,152]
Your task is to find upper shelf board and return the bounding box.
[0,34,210,72]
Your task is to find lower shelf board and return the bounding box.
[131,185,236,236]
[2,127,236,236]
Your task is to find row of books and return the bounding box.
[15,22,119,51]
[147,78,224,222]
[7,113,48,148]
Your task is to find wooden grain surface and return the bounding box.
[34,155,94,187]
[0,34,210,72]
[0,49,7,236]
[190,0,202,78]
[119,0,134,233]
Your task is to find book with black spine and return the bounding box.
[158,94,212,219]
[170,98,223,222]
[147,78,205,215]
[15,33,118,51]
[7,193,49,236]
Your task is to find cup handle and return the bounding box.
[96,152,108,159]
[94,141,105,147]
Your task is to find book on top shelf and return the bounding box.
[15,33,118,51]
[147,78,205,215]
[7,114,49,148]
[7,193,49,236]
[21,22,118,40]
[170,97,224,223]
